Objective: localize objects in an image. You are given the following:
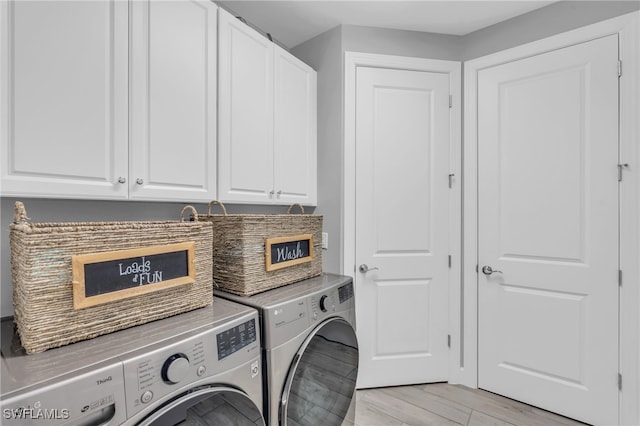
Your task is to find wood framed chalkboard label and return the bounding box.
[71,242,195,309]
[265,234,313,272]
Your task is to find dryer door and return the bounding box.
[280,317,359,426]
[137,386,265,426]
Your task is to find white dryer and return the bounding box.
[217,273,358,426]
[1,298,265,426]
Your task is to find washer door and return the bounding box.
[280,317,359,426]
[137,385,265,426]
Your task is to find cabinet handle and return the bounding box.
[269,190,275,198]
[277,190,282,198]
[117,177,126,184]
[136,178,144,185]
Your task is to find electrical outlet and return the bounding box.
[322,232,328,250]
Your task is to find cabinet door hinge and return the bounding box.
[448,255,452,268]
[447,334,451,348]
[618,373,622,390]
[619,269,623,287]
[449,94,452,108]
[618,60,622,78]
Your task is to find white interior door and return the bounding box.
[477,35,619,425]
[355,66,450,388]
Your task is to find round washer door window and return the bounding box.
[138,386,265,426]
[281,317,359,426]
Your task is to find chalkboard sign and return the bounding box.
[71,242,195,309]
[265,234,313,272]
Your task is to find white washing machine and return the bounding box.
[216,273,358,426]
[1,298,265,426]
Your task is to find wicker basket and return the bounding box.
[10,202,214,354]
[193,201,322,296]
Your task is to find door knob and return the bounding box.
[481,265,503,275]
[359,264,379,273]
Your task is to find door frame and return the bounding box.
[344,52,462,382]
[462,11,640,425]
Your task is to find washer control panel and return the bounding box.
[123,334,210,416]
[217,318,257,360]
[122,317,258,418]
[260,276,355,348]
[310,281,354,322]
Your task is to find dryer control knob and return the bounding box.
[319,295,328,312]
[162,353,190,384]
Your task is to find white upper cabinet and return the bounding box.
[218,7,274,204]
[1,0,218,202]
[218,8,317,205]
[273,45,317,205]
[1,0,129,199]
[129,0,217,202]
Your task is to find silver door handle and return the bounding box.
[482,265,503,275]
[359,264,379,273]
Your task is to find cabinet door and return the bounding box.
[129,0,217,202]
[0,0,128,199]
[274,46,317,205]
[218,8,274,204]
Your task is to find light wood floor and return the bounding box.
[349,383,588,426]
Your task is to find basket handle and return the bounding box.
[13,201,30,224]
[180,205,199,222]
[287,203,305,214]
[207,200,228,216]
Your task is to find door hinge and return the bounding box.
[619,269,623,287]
[618,163,629,182]
[448,255,452,268]
[448,173,455,188]
[618,373,622,390]
[449,94,452,108]
[618,60,622,77]
[447,334,451,348]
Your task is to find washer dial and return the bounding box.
[162,353,190,384]
[319,295,328,312]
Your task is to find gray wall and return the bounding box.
[462,1,640,60]
[341,25,463,61]
[292,26,344,275]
